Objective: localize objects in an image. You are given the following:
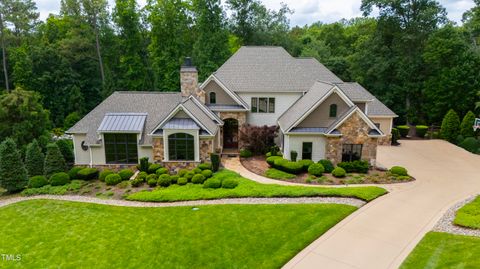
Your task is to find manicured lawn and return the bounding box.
[265,168,296,180]
[400,232,480,269]
[454,195,480,229]
[127,169,387,202]
[0,200,356,269]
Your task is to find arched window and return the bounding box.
[329,104,337,118]
[168,133,194,160]
[209,92,216,104]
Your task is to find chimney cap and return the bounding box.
[181,57,197,72]
[182,57,193,67]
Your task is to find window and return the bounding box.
[329,104,337,117]
[209,92,216,104]
[104,134,138,164]
[342,144,362,162]
[251,97,275,113]
[302,142,312,160]
[168,133,194,161]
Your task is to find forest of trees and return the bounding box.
[0,0,479,149]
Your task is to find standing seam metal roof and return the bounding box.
[97,113,147,133]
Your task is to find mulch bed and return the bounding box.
[240,156,415,185]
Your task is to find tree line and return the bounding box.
[0,0,479,150]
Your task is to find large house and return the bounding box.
[67,46,397,169]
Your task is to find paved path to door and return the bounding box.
[284,140,480,269]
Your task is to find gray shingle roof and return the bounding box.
[214,46,342,92]
[97,113,147,133]
[181,98,219,135]
[67,92,183,145]
[334,82,375,101]
[207,104,246,111]
[163,118,199,129]
[367,98,398,117]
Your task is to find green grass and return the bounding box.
[454,195,480,229]
[128,169,387,202]
[0,200,356,269]
[264,168,296,180]
[20,180,86,196]
[400,232,480,269]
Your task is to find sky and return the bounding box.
[35,0,476,26]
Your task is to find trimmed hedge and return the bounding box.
[201,169,213,178]
[119,169,134,181]
[68,167,83,180]
[49,172,70,186]
[155,168,169,176]
[178,169,189,177]
[105,174,122,185]
[193,168,202,174]
[99,169,114,182]
[298,159,314,172]
[203,177,222,189]
[198,163,212,170]
[157,174,171,187]
[389,166,408,176]
[148,164,162,174]
[308,163,324,176]
[191,174,206,184]
[337,160,369,173]
[28,175,48,188]
[77,168,99,180]
[318,159,334,173]
[266,156,283,166]
[281,161,303,174]
[397,125,410,138]
[332,167,346,178]
[416,125,428,138]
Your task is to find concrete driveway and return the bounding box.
[283,140,480,269]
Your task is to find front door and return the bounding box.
[223,118,239,149]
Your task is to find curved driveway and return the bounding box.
[284,140,480,269]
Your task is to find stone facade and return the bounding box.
[180,66,205,103]
[200,138,214,161]
[152,137,164,163]
[218,111,247,150]
[162,162,199,172]
[90,164,137,171]
[377,135,392,146]
[325,112,378,165]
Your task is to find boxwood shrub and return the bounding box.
[266,156,282,167]
[28,175,48,188]
[157,174,171,187]
[337,160,369,173]
[332,167,346,178]
[148,164,162,174]
[298,159,314,172]
[131,178,143,187]
[99,169,114,182]
[118,169,134,181]
[397,125,410,138]
[221,178,239,189]
[76,168,99,180]
[68,167,83,180]
[177,177,188,185]
[240,149,253,158]
[105,174,122,186]
[178,169,189,177]
[197,163,212,170]
[191,174,206,184]
[280,161,304,174]
[185,171,195,181]
[203,177,222,189]
[201,169,213,178]
[155,168,169,176]
[318,159,334,173]
[416,125,428,138]
[170,175,179,184]
[136,171,148,182]
[389,166,408,176]
[49,172,71,186]
[193,168,202,174]
[308,163,325,176]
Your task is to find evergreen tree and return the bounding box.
[56,139,74,164]
[460,111,477,138]
[440,109,461,143]
[44,143,66,177]
[0,138,28,192]
[25,139,44,177]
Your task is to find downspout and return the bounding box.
[89,146,93,168]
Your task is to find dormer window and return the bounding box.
[209,92,216,104]
[329,104,337,118]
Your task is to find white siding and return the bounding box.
[72,134,90,165]
[237,92,302,126]
[286,134,326,162]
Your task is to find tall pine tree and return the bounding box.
[0,138,28,192]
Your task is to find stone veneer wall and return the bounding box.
[377,135,392,146]
[200,138,214,161]
[152,136,213,170]
[325,113,378,165]
[152,137,164,163]
[180,68,205,103]
[218,111,247,149]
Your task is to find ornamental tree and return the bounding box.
[0,138,28,192]
[460,111,476,138]
[25,139,44,177]
[440,109,460,143]
[44,143,66,177]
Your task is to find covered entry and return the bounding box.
[223,118,239,149]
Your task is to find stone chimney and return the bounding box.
[180,57,205,103]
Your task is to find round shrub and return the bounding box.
[49,172,70,186]
[29,175,48,188]
[177,177,188,185]
[137,171,148,182]
[281,161,304,174]
[193,168,202,174]
[148,164,162,174]
[198,163,212,170]
[118,169,134,181]
[191,174,206,184]
[178,169,189,177]
[157,174,171,187]
[298,159,314,171]
[155,168,169,176]
[203,177,222,189]
[265,152,272,157]
[68,167,83,180]
[77,168,99,180]
[266,156,282,167]
[170,175,179,184]
[221,178,238,189]
[105,174,122,186]
[308,163,325,176]
[416,125,428,138]
[273,158,288,169]
[389,166,408,176]
[185,171,195,181]
[332,167,346,178]
[99,169,114,182]
[319,159,334,173]
[131,178,143,187]
[147,178,157,187]
[240,149,253,158]
[201,169,213,178]
[397,125,410,138]
[459,137,480,153]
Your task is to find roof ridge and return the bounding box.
[114,91,181,94]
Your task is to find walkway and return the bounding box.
[0,195,365,209]
[284,140,480,269]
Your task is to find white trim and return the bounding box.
[149,104,214,136]
[209,108,247,112]
[199,75,249,109]
[365,102,368,114]
[286,86,355,132]
[327,107,384,136]
[187,95,224,125]
[367,115,398,118]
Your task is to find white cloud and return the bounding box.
[35,0,476,25]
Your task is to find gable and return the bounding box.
[172,110,190,119]
[296,92,350,128]
[203,80,237,105]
